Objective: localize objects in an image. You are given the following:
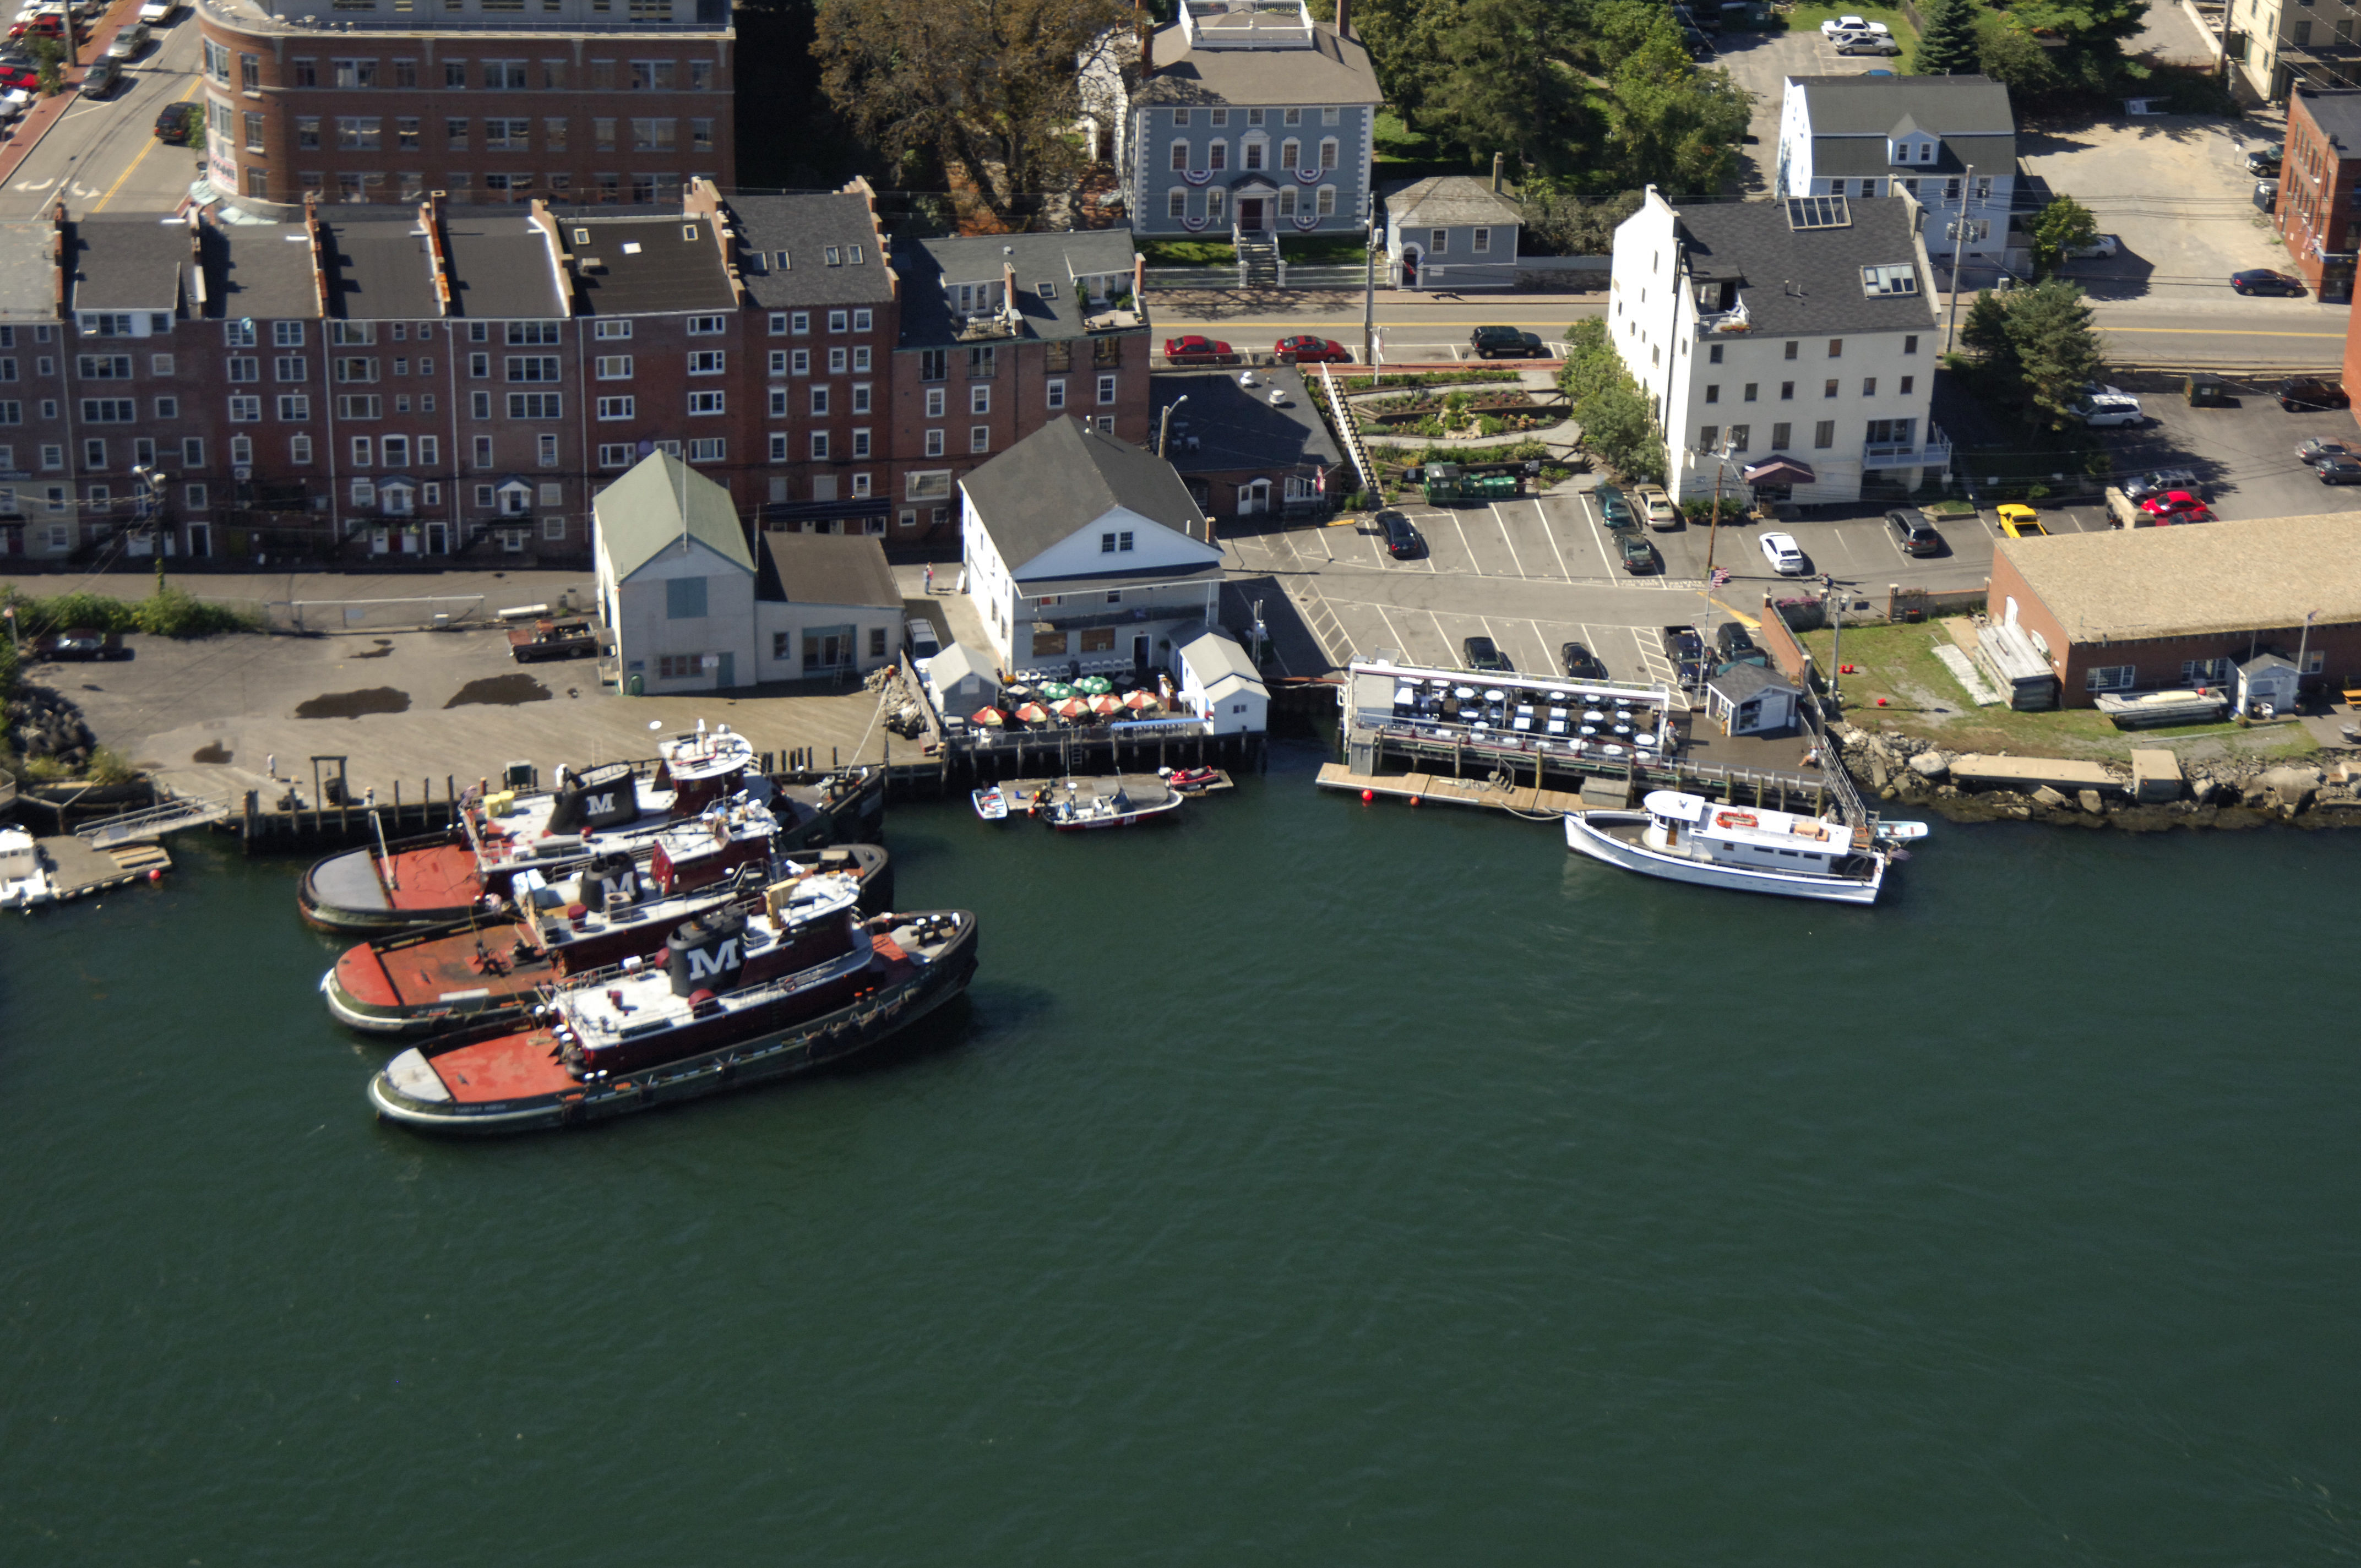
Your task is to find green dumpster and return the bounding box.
[2184,375,2229,407]
[1421,462,1466,504]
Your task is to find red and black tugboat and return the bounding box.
[320,791,891,1035]
[366,870,977,1134]
[297,726,760,935]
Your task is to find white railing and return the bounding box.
[1862,423,1953,468]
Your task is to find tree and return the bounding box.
[1424,0,1595,177]
[1521,185,1642,257]
[1559,318,1667,481]
[1973,9,2061,95]
[29,35,62,99]
[1353,0,1466,121]
[1912,0,1983,75]
[2029,195,2099,277]
[1956,281,2104,427]
[814,0,1127,228]
[1604,32,1754,194]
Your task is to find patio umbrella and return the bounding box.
[1122,689,1160,711]
[1075,675,1115,695]
[1015,703,1051,723]
[1088,694,1123,715]
[1042,683,1076,702]
[1052,698,1090,719]
[971,706,1005,726]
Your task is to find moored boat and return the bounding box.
[0,825,52,910]
[1565,789,1901,905]
[367,871,977,1134]
[298,726,761,935]
[971,784,1011,823]
[1038,776,1183,831]
[321,798,890,1036]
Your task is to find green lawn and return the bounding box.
[1139,240,1236,268]
[1797,624,2276,759]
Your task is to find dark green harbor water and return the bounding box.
[4,747,2357,1564]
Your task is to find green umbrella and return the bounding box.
[1042,683,1076,701]
[1075,676,1115,695]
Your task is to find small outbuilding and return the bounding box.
[2237,652,2302,718]
[753,528,905,683]
[1702,662,1802,736]
[1174,628,1269,735]
[594,452,759,695]
[925,643,998,716]
[1383,176,1522,290]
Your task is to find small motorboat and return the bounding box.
[0,826,52,910]
[1159,766,1224,793]
[1041,778,1184,831]
[971,784,1011,823]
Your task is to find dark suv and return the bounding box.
[2277,377,2349,411]
[1470,325,1546,359]
[1377,509,1423,558]
[1660,624,1706,686]
[1714,622,1769,668]
[1462,635,1511,673]
[1886,509,1941,556]
[1560,641,1609,681]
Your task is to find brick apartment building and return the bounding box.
[194,0,733,213]
[2274,85,2361,302]
[0,182,1152,571]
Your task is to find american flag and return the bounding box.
[1709,567,1732,586]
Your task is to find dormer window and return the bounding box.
[1918,141,1934,163]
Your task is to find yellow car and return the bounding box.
[1995,504,2049,539]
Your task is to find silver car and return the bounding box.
[104,20,145,57]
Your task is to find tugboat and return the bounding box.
[367,872,978,1134]
[1564,789,1922,905]
[322,797,890,1036]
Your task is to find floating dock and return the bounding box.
[1317,764,1591,817]
[37,835,172,901]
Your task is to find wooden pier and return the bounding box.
[1316,764,1590,817]
[37,835,172,901]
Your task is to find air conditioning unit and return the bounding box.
[233,464,251,479]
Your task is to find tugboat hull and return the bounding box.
[367,912,977,1134]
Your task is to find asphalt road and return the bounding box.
[3,12,203,220]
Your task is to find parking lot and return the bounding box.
[2078,372,2361,521]
[1715,20,1909,197]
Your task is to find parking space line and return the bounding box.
[1444,509,1483,573]
[1487,502,1529,579]
[1371,601,1415,659]
[1533,498,1573,580]
[1573,489,1614,568]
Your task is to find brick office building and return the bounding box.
[886,230,1150,547]
[194,0,733,213]
[2275,85,2361,302]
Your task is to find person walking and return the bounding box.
[924,563,935,594]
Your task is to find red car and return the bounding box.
[1275,334,1349,364]
[1162,334,1232,364]
[0,67,35,88]
[7,14,64,38]
[2140,490,2213,522]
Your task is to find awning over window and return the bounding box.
[1741,458,1815,486]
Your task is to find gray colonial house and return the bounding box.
[1114,0,1383,246]
[1383,176,1524,290]
[958,417,1224,680]
[1775,74,2020,275]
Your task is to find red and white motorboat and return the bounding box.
[367,870,978,1134]
[298,726,762,935]
[321,790,891,1036]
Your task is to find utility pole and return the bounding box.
[1157,393,1188,458]
[1824,573,1844,712]
[1943,162,1977,356]
[1361,218,1378,368]
[1701,434,1734,581]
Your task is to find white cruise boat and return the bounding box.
[0,825,53,910]
[1565,789,1919,905]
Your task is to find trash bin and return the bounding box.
[2184,375,2228,406]
[625,672,643,696]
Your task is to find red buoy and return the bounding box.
[1875,696,1889,706]
[1361,789,1375,803]
[146,868,162,883]
[1408,794,1421,807]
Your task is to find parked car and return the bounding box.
[2277,377,2349,411]
[1594,483,1636,532]
[1619,533,1657,574]
[2071,393,2144,428]
[153,99,196,141]
[1377,508,1422,558]
[79,56,115,95]
[104,20,144,56]
[2316,455,2361,485]
[137,0,176,19]
[1886,508,1941,556]
[0,63,35,89]
[1995,503,2047,539]
[2140,490,2213,521]
[1834,33,1902,53]
[1470,325,1546,359]
[904,617,940,661]
[1462,635,1511,673]
[1758,530,1805,574]
[2123,467,2198,502]
[2244,141,2283,175]
[2254,179,2281,211]
[1714,621,1767,668]
[2063,234,2120,259]
[1275,334,1348,364]
[1819,14,1889,34]
[1634,484,1680,529]
[1560,641,1609,682]
[1162,334,1232,364]
[2297,438,2354,464]
[1660,624,1706,665]
[2231,268,2304,296]
[6,13,62,39]
[31,627,125,661]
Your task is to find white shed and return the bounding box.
[926,643,998,716]
[593,452,758,696]
[1704,661,1802,736]
[1175,628,1268,735]
[2237,652,2301,717]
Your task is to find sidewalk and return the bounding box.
[0,0,155,189]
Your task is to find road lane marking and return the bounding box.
[92,73,203,211]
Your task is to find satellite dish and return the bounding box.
[647,719,663,730]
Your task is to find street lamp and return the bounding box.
[1156,393,1188,458]
[1695,433,1738,583]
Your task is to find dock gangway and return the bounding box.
[77,793,233,848]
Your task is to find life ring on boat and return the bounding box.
[1715,810,1758,830]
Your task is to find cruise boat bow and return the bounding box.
[1565,790,1898,905]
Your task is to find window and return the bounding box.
[599,443,633,468]
[229,395,261,422]
[229,437,252,465]
[506,356,561,383]
[274,356,308,383]
[351,435,373,467]
[851,383,871,415]
[1783,340,1798,360]
[1046,378,1066,411]
[1097,374,1118,406]
[1903,334,1919,355]
[1898,375,1914,395]
[182,437,203,466]
[1100,530,1135,553]
[444,117,468,150]
[666,576,708,620]
[1726,425,1750,453]
[338,395,382,419]
[1315,187,1336,217]
[1813,420,1835,449]
[508,393,562,418]
[594,320,632,341]
[81,438,107,469]
[809,432,829,460]
[338,117,382,150]
[1862,378,1876,397]
[277,394,311,420]
[971,384,991,415]
[1704,385,1720,405]
[853,309,872,334]
[336,357,379,384]
[186,483,208,509]
[153,397,177,420]
[537,436,558,469]
[924,429,944,458]
[688,391,724,416]
[1824,379,1838,399]
[596,356,633,379]
[1770,422,1791,449]
[470,391,491,419]
[688,438,725,464]
[2085,665,2137,692]
[970,426,990,454]
[2180,657,2235,684]
[76,355,132,379]
[1778,381,1794,401]
[382,435,409,467]
[688,315,726,336]
[688,350,725,374]
[809,385,829,416]
[596,395,635,420]
[850,430,869,458]
[1473,227,1491,255]
[1707,344,1723,366]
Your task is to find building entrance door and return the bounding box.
[716,651,735,688]
[1238,198,1263,231]
[1133,634,1149,669]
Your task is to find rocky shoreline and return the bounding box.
[1830,723,2360,831]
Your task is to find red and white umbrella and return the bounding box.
[1015,702,1051,723]
[1122,689,1160,711]
[1088,694,1123,715]
[971,706,1005,726]
[1052,698,1089,719]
